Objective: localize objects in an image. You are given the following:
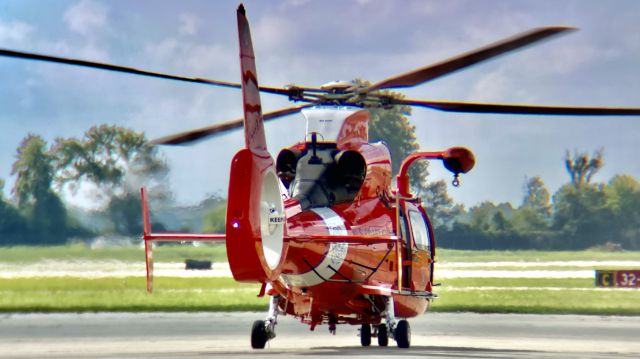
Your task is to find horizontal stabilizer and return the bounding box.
[140,187,225,293]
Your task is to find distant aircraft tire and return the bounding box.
[360,324,371,346]
[251,320,268,349]
[395,320,411,348]
[377,324,389,347]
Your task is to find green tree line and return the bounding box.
[428,150,640,250]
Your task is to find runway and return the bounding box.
[0,312,638,358]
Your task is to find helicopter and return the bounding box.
[2,3,640,350]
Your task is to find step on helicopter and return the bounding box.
[2,3,639,350]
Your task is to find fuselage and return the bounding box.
[262,107,436,328]
[271,196,434,328]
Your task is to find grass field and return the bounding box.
[1,245,639,314]
[0,277,267,312]
[435,277,640,315]
[1,276,639,315]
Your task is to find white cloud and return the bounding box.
[530,43,598,76]
[0,19,34,45]
[179,13,202,36]
[468,69,514,102]
[283,0,312,7]
[64,0,108,37]
[143,37,236,77]
[254,15,299,53]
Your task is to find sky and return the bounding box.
[0,0,639,209]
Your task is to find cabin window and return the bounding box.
[408,210,430,251]
[398,212,412,256]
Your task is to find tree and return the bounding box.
[522,176,551,217]
[604,175,640,249]
[422,180,464,230]
[52,125,170,235]
[354,79,429,193]
[53,125,169,198]
[511,176,553,245]
[552,183,613,249]
[553,149,619,249]
[12,135,54,208]
[564,149,604,188]
[203,201,227,233]
[469,201,499,233]
[0,179,27,245]
[106,192,142,236]
[11,135,69,244]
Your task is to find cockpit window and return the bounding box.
[408,210,431,251]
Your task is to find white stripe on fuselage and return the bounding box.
[280,208,349,287]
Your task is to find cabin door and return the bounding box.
[406,208,432,292]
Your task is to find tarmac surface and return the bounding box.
[0,312,638,358]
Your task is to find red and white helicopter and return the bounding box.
[2,3,639,350]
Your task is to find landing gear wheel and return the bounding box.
[377,324,389,347]
[251,320,268,349]
[394,319,411,349]
[360,324,371,346]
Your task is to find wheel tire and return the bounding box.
[251,320,268,349]
[394,320,411,349]
[377,324,389,347]
[360,324,371,347]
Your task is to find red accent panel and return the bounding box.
[615,270,640,287]
[337,110,369,149]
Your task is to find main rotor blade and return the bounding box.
[0,48,299,96]
[394,98,640,116]
[151,104,313,145]
[367,26,576,92]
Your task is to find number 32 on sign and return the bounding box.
[596,270,640,288]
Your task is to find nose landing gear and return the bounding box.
[251,295,281,349]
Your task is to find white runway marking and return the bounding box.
[1,260,637,278]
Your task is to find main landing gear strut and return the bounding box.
[251,295,281,349]
[360,296,411,348]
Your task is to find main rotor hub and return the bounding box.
[320,81,355,94]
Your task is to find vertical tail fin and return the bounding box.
[237,4,268,156]
[225,5,287,283]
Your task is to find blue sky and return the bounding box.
[1,0,639,208]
